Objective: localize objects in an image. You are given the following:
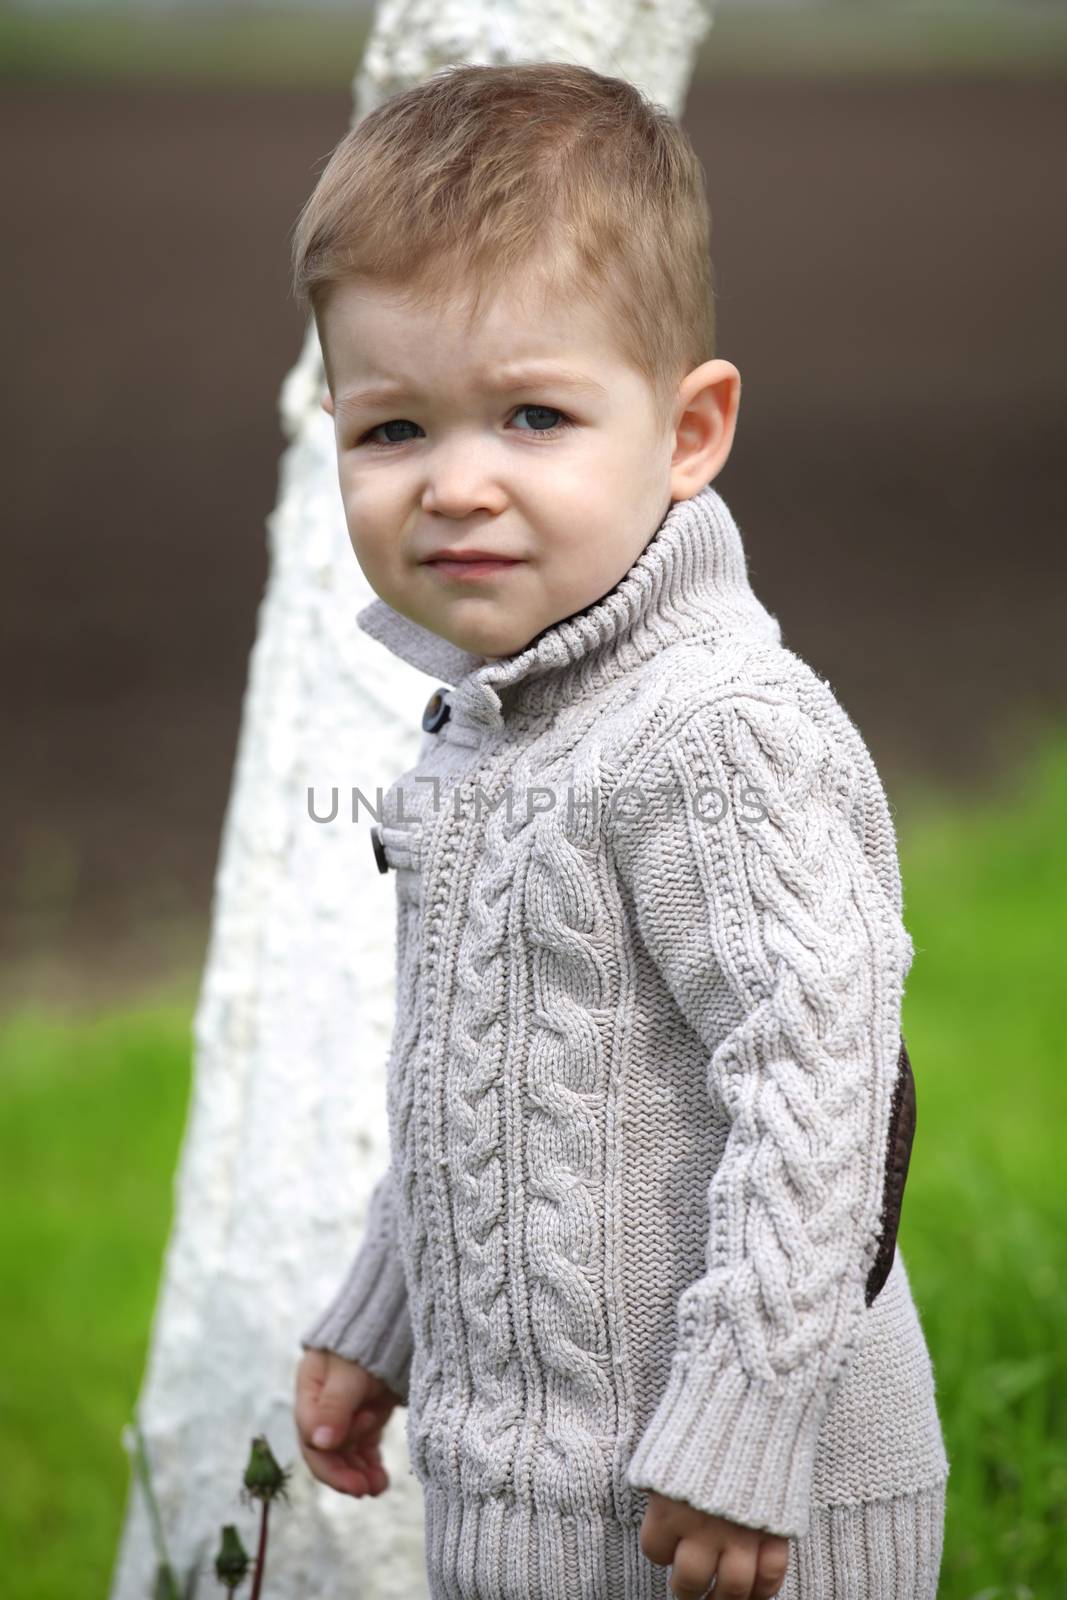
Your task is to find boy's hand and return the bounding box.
[639,1489,791,1600]
[294,1347,401,1498]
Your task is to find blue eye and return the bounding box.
[357,404,574,449]
[512,405,569,435]
[363,418,421,446]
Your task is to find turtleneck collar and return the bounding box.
[354,482,782,733]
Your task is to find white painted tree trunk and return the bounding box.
[108,5,712,1597]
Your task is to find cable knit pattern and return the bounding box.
[612,690,917,1536]
[300,483,950,1598]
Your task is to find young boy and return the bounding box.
[290,61,950,1600]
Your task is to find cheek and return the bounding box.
[336,490,387,570]
[545,524,617,602]
[337,473,397,540]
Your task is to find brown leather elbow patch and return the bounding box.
[865,1034,916,1308]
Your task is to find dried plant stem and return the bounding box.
[249,1500,271,1600]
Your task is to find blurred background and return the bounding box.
[2,2,1064,1596]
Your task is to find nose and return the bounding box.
[420,438,507,519]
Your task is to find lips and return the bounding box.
[426,556,523,581]
[423,551,522,564]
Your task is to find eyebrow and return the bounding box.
[334,365,608,419]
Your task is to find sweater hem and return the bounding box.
[417,1479,947,1599]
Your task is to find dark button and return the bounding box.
[422,687,452,733]
[370,824,389,874]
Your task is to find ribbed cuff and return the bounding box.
[300,1241,414,1404]
[625,1349,830,1539]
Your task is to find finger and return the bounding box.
[638,1510,680,1568]
[342,1409,390,1476]
[337,1445,388,1495]
[350,1407,383,1439]
[311,1367,365,1451]
[303,1426,393,1497]
[358,1439,390,1494]
[340,1433,389,1491]
[712,1545,759,1600]
[753,1538,791,1598]
[293,1349,328,1439]
[300,1439,375,1497]
[669,1544,718,1600]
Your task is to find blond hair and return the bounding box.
[290,61,716,430]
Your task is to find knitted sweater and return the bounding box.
[301,483,950,1598]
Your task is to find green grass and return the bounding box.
[0,4,1066,89]
[0,991,197,1599]
[1,728,1066,1596]
[891,730,1067,1593]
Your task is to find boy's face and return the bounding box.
[321,266,736,663]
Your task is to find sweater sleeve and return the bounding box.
[300,1164,415,1404]
[610,690,914,1538]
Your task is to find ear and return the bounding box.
[667,360,741,501]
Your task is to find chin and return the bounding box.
[451,625,534,660]
[466,639,522,662]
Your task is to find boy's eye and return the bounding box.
[511,404,568,434]
[356,404,573,449]
[365,418,420,446]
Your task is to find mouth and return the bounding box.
[424,557,525,581]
